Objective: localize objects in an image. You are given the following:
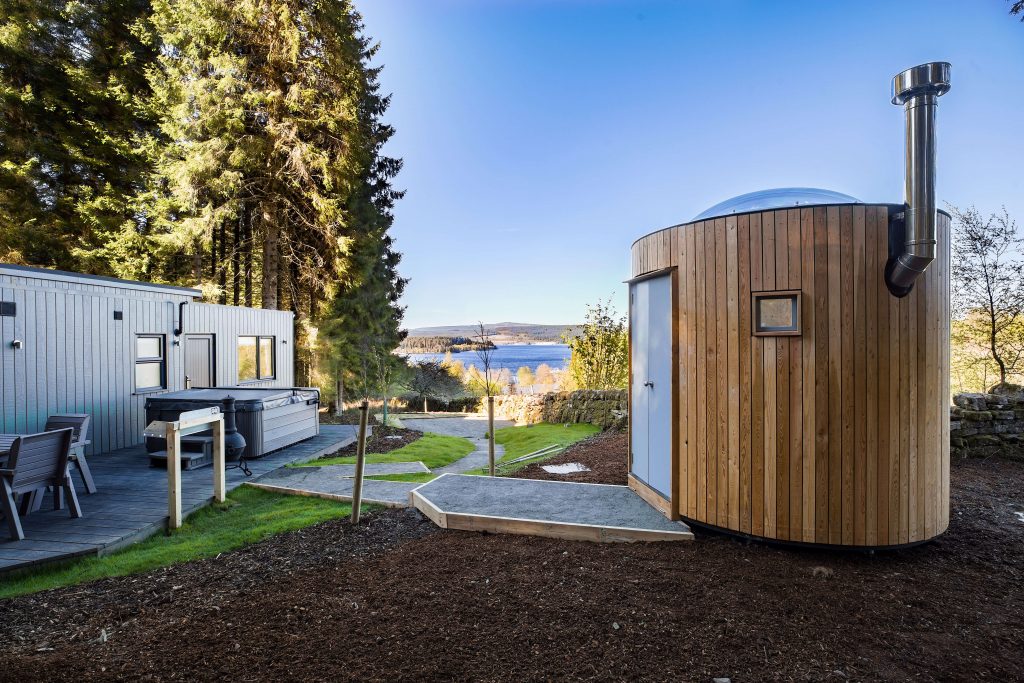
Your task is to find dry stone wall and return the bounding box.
[951,390,1024,459]
[484,390,627,430]
[486,387,1021,456]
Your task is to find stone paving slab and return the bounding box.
[249,467,419,507]
[290,461,429,477]
[413,474,693,542]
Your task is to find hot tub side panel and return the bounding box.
[260,398,320,454]
[630,205,950,547]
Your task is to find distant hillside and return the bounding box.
[407,322,581,344]
[397,336,496,354]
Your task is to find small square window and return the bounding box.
[753,290,801,336]
[135,334,166,391]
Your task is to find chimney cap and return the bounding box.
[892,62,951,105]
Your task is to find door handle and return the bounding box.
[644,381,654,388]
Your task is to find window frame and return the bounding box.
[134,334,167,393]
[752,290,802,337]
[237,335,276,383]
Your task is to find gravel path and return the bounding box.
[250,468,420,506]
[403,415,512,474]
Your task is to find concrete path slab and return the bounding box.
[291,461,429,478]
[403,415,512,474]
[402,415,514,440]
[248,466,419,507]
[412,474,693,542]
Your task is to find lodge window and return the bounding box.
[752,291,801,336]
[135,334,166,392]
[238,336,275,382]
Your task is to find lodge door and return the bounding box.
[184,334,215,388]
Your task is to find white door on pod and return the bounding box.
[630,274,672,498]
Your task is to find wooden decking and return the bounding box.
[0,424,357,573]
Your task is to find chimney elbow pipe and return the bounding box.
[886,62,951,296]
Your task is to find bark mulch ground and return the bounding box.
[1,432,1022,681]
[511,429,629,484]
[325,425,421,457]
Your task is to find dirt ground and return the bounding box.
[326,424,421,456]
[1,432,1022,681]
[512,430,629,484]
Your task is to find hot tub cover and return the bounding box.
[146,387,319,412]
[692,187,861,222]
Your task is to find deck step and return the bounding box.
[148,448,213,470]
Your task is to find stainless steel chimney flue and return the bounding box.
[886,62,951,294]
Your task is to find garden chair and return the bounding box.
[45,414,95,494]
[0,428,80,541]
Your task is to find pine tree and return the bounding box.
[0,0,156,272]
[317,7,406,409]
[145,0,404,388]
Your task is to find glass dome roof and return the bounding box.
[692,188,862,222]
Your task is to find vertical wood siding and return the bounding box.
[629,205,951,546]
[0,274,295,457]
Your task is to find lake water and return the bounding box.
[401,344,571,373]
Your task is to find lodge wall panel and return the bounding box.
[0,273,295,457]
[629,204,950,546]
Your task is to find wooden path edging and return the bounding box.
[409,474,694,544]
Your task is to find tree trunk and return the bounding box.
[209,223,216,278]
[423,397,428,413]
[275,235,286,311]
[244,203,253,307]
[487,396,495,476]
[334,371,344,417]
[261,208,279,309]
[990,321,1007,385]
[218,220,227,304]
[192,237,202,286]
[233,204,242,306]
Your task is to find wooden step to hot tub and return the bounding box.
[148,435,214,470]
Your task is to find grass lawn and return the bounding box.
[462,423,601,475]
[0,487,354,600]
[496,423,601,461]
[366,472,437,484]
[301,432,474,470]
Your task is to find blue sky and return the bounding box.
[355,0,1024,330]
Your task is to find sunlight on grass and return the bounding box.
[365,472,438,484]
[496,423,601,461]
[299,432,474,470]
[0,487,353,600]
[463,423,601,475]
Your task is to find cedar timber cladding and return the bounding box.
[0,265,294,458]
[629,205,951,547]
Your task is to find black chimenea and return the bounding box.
[221,396,247,461]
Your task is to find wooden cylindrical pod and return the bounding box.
[628,201,950,547]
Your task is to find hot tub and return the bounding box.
[145,387,320,460]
